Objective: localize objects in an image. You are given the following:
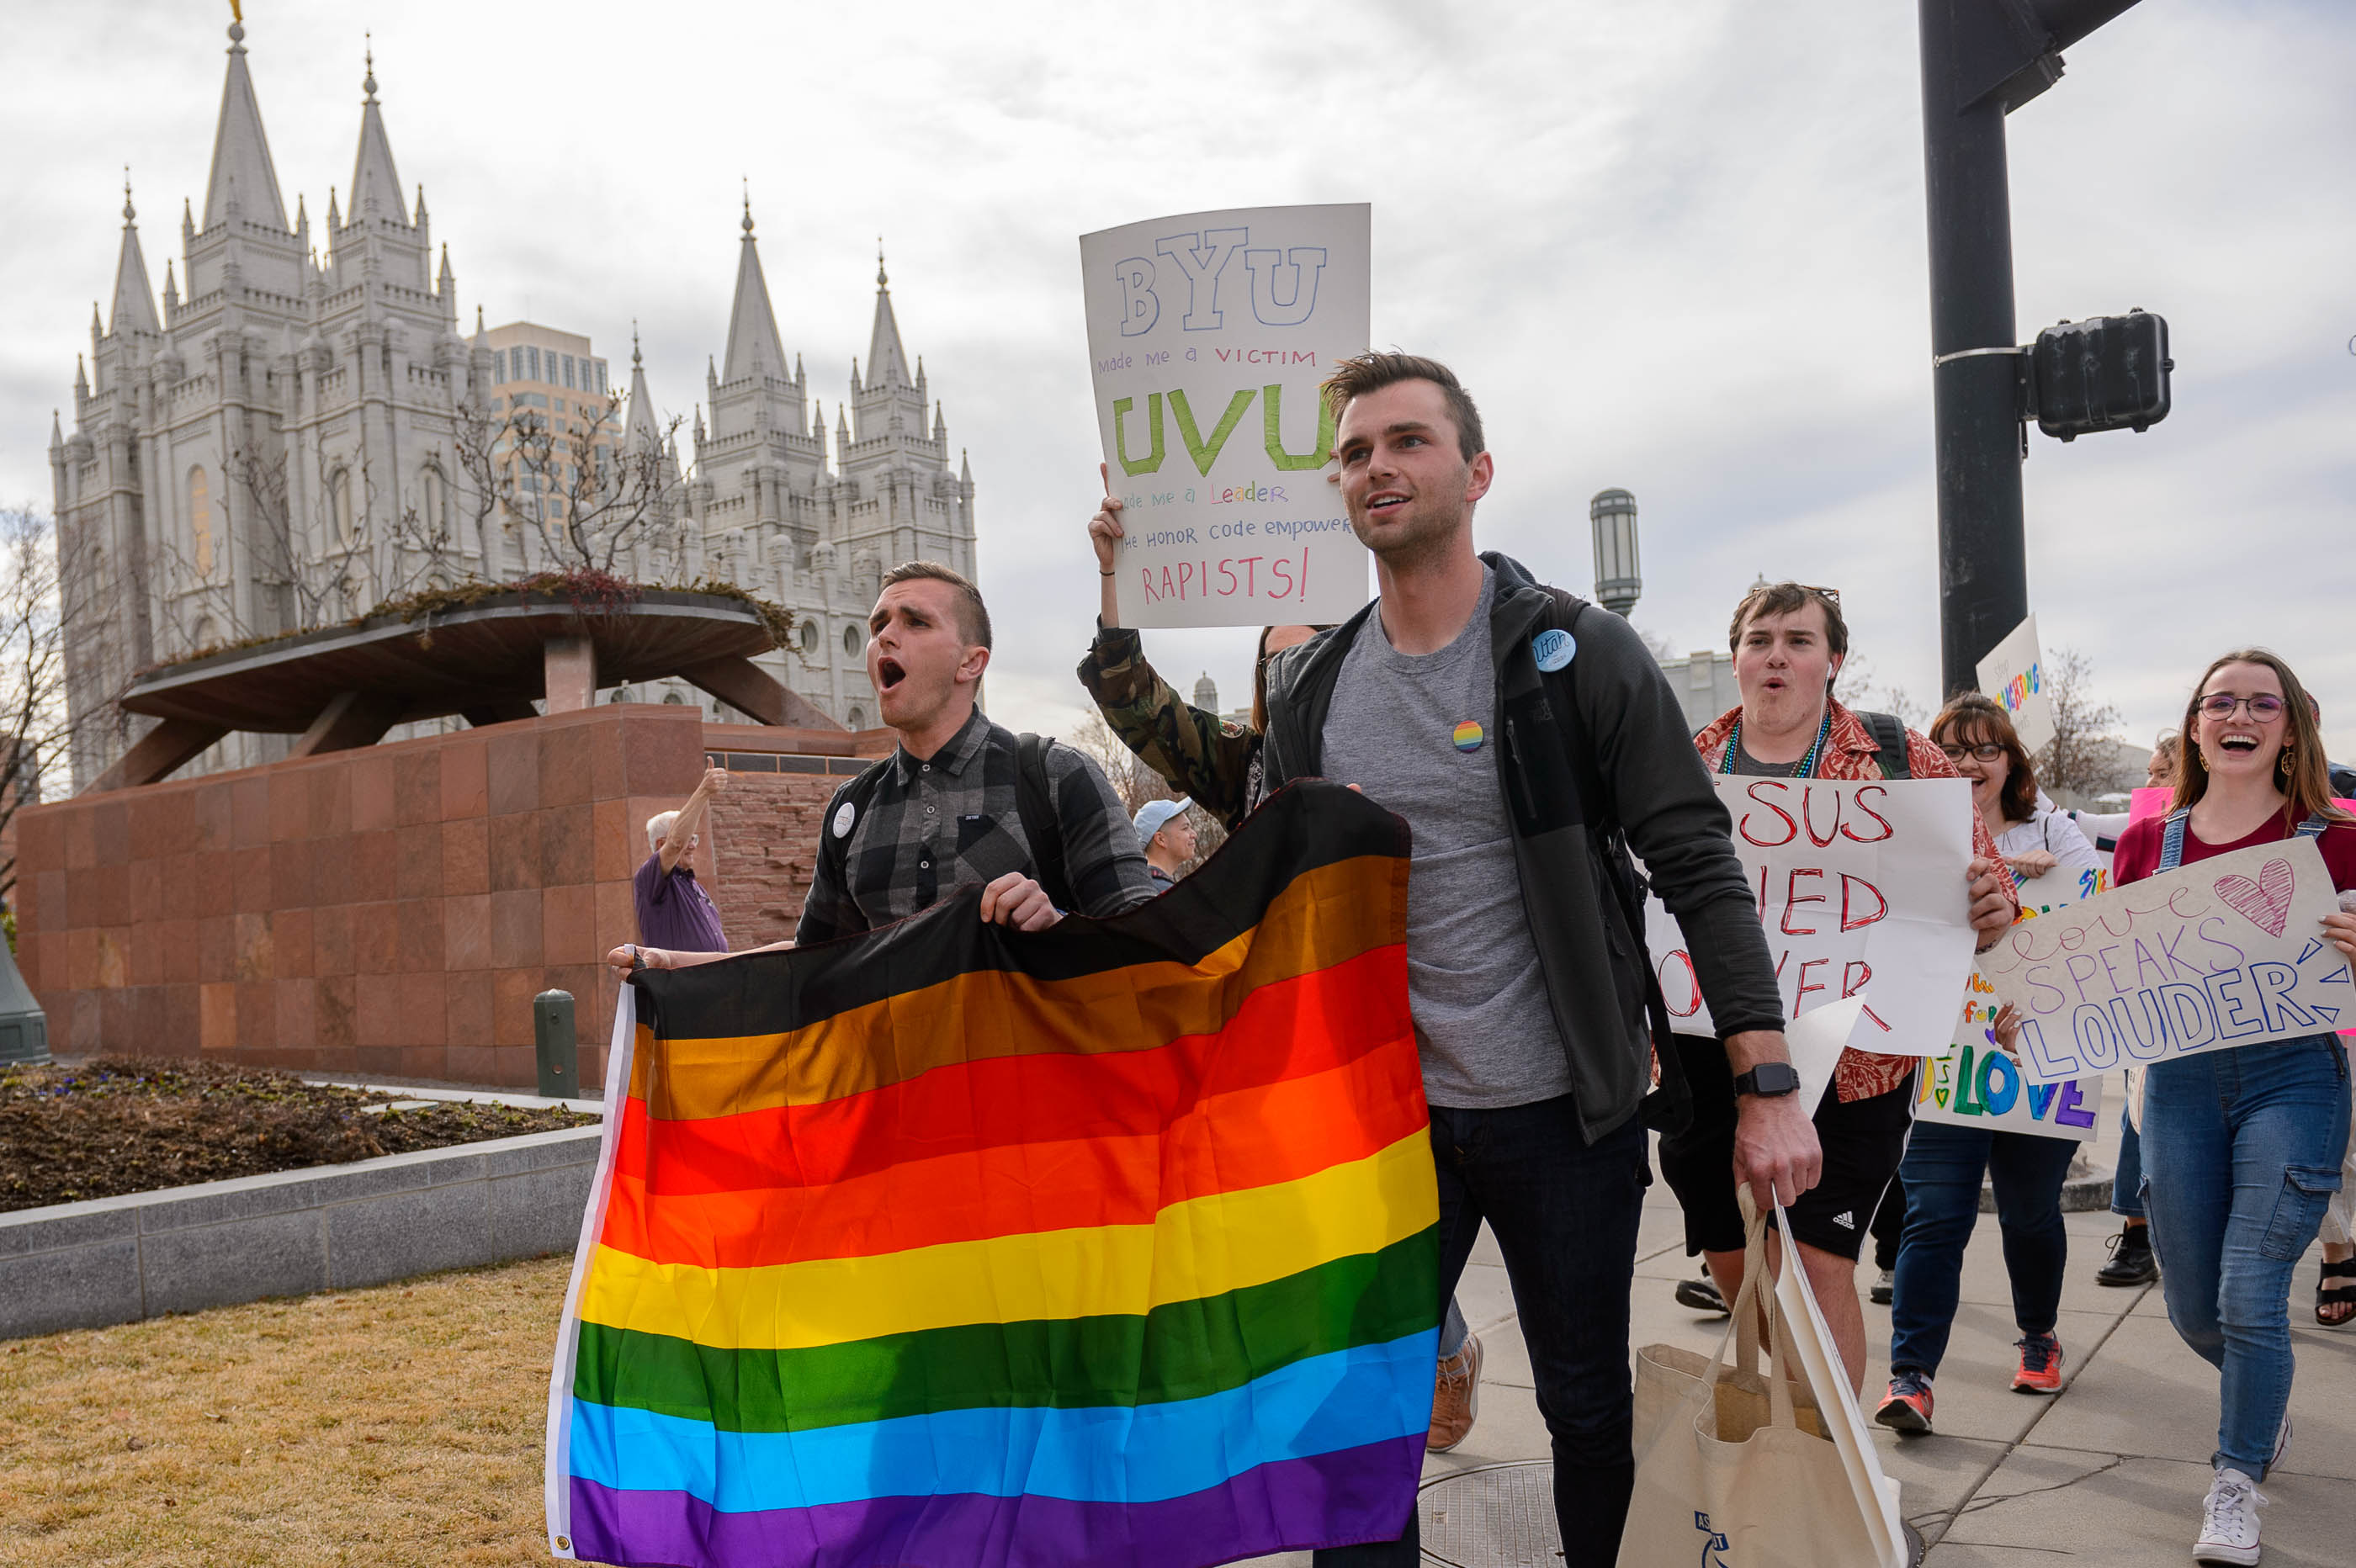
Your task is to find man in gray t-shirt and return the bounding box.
[1324,566,1570,1108]
[1256,354,1817,1568]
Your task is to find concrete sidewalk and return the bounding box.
[1248,1088,2356,1565]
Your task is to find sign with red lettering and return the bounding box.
[1080,204,1372,627]
[1974,836,2352,1084]
[1642,777,1977,1055]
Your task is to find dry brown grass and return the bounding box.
[0,1254,610,1567]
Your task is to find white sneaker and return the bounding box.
[2268,1412,2290,1475]
[2193,1467,2265,1565]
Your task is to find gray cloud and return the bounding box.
[5,1,2350,760]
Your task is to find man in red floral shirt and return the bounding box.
[1657,581,2018,1392]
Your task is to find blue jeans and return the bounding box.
[1888,1121,2075,1375]
[2141,1035,2350,1478]
[1439,1296,1468,1359]
[1315,1098,1648,1568]
[2112,1106,2146,1220]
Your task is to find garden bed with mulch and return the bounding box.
[0,1058,598,1214]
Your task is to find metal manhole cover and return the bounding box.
[1417,1461,1559,1567]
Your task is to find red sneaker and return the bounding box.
[2013,1332,2064,1393]
[1875,1370,1934,1434]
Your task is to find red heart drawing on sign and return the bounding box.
[2214,857,2295,939]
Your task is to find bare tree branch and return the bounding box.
[1833,655,1931,731]
[0,506,82,900]
[2035,646,2130,798]
[451,391,685,578]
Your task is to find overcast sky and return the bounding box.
[5,1,2351,761]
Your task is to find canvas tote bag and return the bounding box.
[1619,1200,1907,1568]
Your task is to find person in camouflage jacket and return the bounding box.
[1075,621,1315,829]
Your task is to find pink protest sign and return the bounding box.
[2130,788,2356,823]
[1975,837,2353,1083]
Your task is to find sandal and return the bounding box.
[2318,1258,2356,1327]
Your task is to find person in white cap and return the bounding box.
[1133,797,1197,890]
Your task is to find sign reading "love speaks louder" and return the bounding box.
[1975,837,2353,1085]
[1643,777,1978,1054]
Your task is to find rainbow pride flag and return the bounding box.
[544,781,1436,1568]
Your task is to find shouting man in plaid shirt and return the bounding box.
[608,561,1154,977]
[1656,580,2019,1395]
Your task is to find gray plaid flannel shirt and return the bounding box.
[795,708,1157,945]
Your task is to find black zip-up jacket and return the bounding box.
[1255,550,1784,1143]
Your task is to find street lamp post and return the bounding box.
[1589,488,1641,617]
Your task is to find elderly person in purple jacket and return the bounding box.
[633,766,730,954]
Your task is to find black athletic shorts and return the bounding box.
[1655,1031,1914,1263]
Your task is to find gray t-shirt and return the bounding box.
[1321,569,1572,1109]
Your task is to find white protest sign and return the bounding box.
[1080,204,1372,628]
[1977,836,2353,1084]
[1785,995,1865,1115]
[1975,614,2053,756]
[1644,777,1978,1054]
[2015,861,2111,918]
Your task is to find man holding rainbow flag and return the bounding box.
[555,358,1814,1568]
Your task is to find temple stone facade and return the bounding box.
[53,19,978,791]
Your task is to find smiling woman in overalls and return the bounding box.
[2109,649,2356,1566]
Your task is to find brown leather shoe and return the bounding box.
[1428,1332,1483,1452]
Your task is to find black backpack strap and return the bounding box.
[1860,710,1913,779]
[1015,734,1079,913]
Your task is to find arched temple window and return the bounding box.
[188,467,214,577]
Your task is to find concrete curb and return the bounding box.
[0,1123,603,1340]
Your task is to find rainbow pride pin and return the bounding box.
[1451,721,1483,754]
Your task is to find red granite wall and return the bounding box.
[14,704,711,1089]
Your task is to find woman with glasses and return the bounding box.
[2112,650,2356,1565]
[1876,696,2099,1437]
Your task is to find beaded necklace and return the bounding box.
[1722,707,1833,779]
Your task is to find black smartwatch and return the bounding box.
[1733,1062,1801,1099]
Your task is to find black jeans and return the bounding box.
[1315,1096,1649,1568]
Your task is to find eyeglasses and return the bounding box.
[1939,742,2006,763]
[2198,693,2286,722]
[1798,584,1841,605]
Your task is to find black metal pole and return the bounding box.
[1919,0,2029,700]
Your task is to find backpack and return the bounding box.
[1528,591,1693,1132]
[1856,711,1913,780]
[815,732,1077,919]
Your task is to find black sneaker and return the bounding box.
[2096,1226,2158,1287]
[1674,1269,1728,1316]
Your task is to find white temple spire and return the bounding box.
[202,15,289,230]
[109,174,161,337]
[721,194,788,383]
[349,36,407,225]
[865,239,913,390]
